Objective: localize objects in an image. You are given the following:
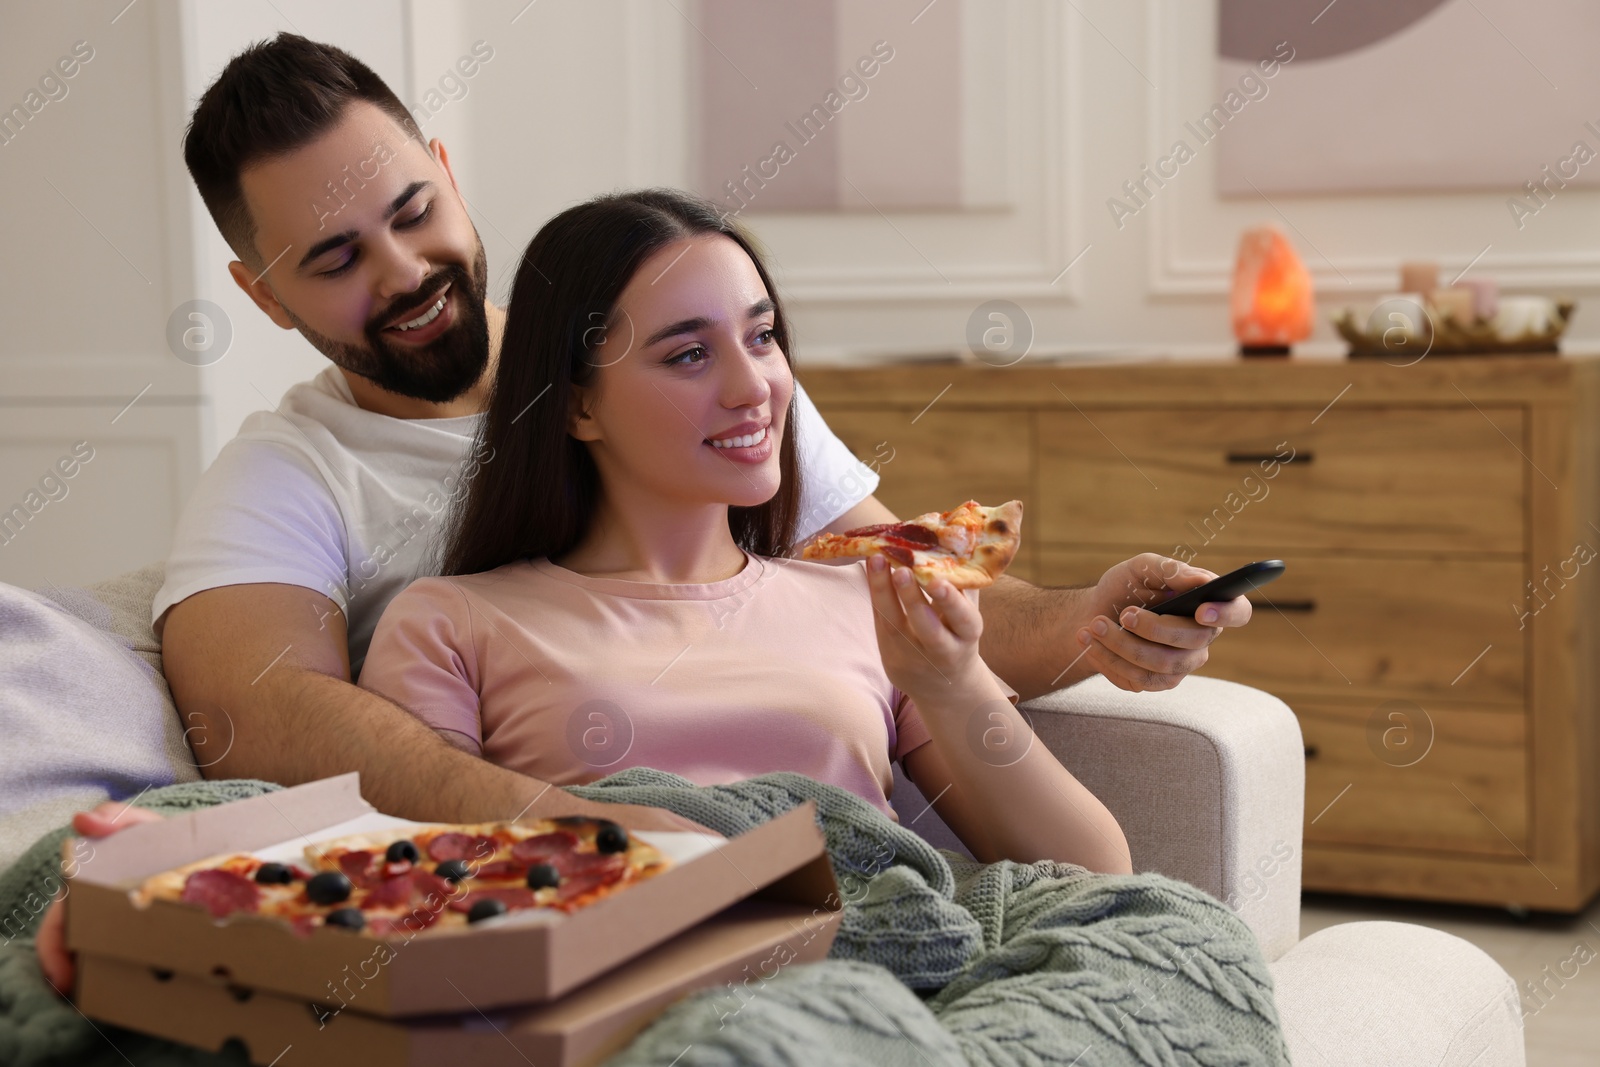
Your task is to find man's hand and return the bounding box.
[36,800,163,996]
[1076,553,1252,692]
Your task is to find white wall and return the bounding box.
[0,0,201,588]
[4,0,1596,589]
[450,0,1600,361]
[0,0,408,588]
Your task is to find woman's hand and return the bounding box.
[36,800,164,996]
[865,555,987,699]
[868,555,1134,871]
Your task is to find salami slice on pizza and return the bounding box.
[800,499,1023,589]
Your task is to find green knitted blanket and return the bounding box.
[0,780,276,1067]
[572,769,1291,1066]
[0,773,1290,1066]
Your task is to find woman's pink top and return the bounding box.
[357,553,1007,817]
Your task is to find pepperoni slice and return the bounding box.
[409,867,458,903]
[474,860,527,880]
[510,831,578,865]
[405,883,449,928]
[181,869,261,918]
[447,887,536,914]
[555,866,626,906]
[425,833,498,862]
[363,873,413,908]
[883,535,932,555]
[553,850,626,878]
[357,870,455,933]
[838,521,939,546]
[337,850,379,887]
[879,542,915,566]
[887,523,939,546]
[425,833,473,861]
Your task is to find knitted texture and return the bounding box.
[574,769,1292,1067]
[0,779,278,1067]
[570,766,983,986]
[0,772,1290,1066]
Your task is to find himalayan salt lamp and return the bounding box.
[1231,226,1314,357]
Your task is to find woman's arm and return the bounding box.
[901,716,1132,871]
[866,556,1132,872]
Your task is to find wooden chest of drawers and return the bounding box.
[801,355,1600,913]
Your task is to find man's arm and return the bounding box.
[40,584,702,999]
[161,582,699,829]
[820,497,1251,700]
[976,573,1212,697]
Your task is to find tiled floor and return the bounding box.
[1300,890,1600,1065]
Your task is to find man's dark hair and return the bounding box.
[182,33,423,263]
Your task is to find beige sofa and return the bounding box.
[18,564,1526,1065]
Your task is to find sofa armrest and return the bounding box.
[891,674,1305,962]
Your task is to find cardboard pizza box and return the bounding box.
[66,773,842,1016]
[77,897,842,1067]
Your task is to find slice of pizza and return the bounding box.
[800,499,1023,589]
[132,816,672,936]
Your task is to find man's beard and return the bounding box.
[287,239,491,405]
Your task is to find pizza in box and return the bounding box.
[132,816,670,937]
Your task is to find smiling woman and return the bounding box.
[354,188,1133,872]
[440,190,800,577]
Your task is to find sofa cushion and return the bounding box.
[0,564,198,873]
[1269,920,1524,1066]
[892,674,1306,964]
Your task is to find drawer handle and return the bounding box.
[1225,451,1313,465]
[1304,744,1320,759]
[1264,598,1317,613]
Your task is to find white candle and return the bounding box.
[1493,296,1557,340]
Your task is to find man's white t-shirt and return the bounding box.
[152,367,879,677]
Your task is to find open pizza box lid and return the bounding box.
[66,773,841,1017]
[77,898,841,1067]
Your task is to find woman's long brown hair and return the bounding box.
[439,189,801,577]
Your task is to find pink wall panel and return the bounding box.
[696,0,839,212]
[694,0,965,212]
